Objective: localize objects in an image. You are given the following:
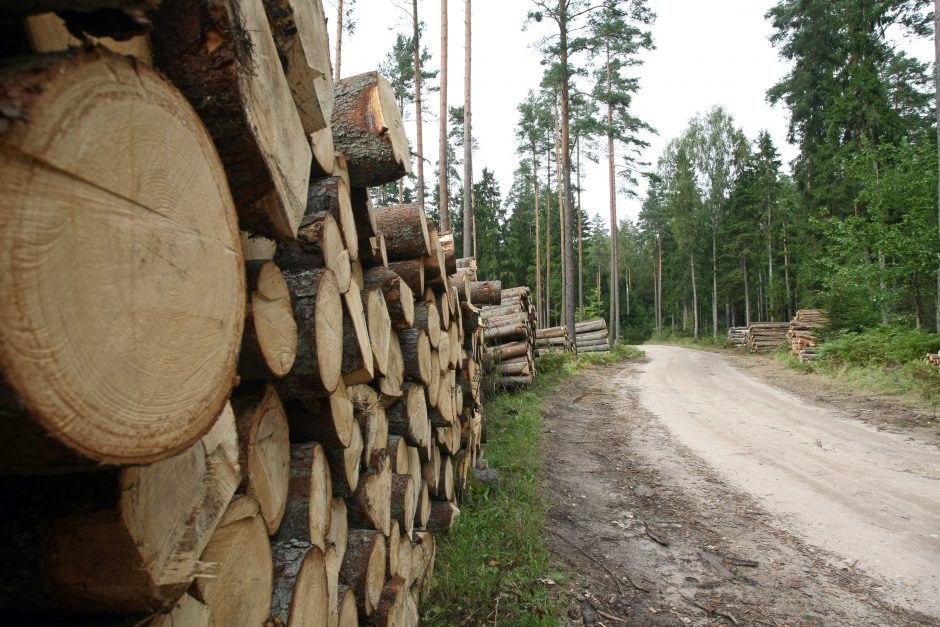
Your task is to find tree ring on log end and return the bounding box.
[0,50,244,465]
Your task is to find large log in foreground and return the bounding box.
[332,72,412,187]
[0,49,245,466]
[151,0,312,241]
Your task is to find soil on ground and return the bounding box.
[542,356,938,627]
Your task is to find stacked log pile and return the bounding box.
[534,326,575,356]
[480,287,538,387]
[925,353,940,368]
[0,2,486,625]
[727,326,749,347]
[787,310,829,362]
[746,322,791,352]
[575,318,611,353]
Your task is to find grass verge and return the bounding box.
[423,343,643,626]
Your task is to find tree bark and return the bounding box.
[387,258,425,296]
[341,286,376,385]
[462,0,473,257]
[412,0,426,210]
[469,281,503,306]
[306,175,359,261]
[284,377,355,448]
[386,383,430,449]
[377,203,432,260]
[347,458,392,537]
[274,442,332,550]
[363,267,415,330]
[267,541,328,627]
[332,72,412,187]
[398,328,432,385]
[439,0,450,230]
[334,0,344,80]
[339,529,386,618]
[0,49,244,466]
[558,0,576,347]
[275,209,352,293]
[278,268,343,398]
[151,0,311,240]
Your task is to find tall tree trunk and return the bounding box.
[334,0,343,81]
[577,137,584,318]
[766,204,773,320]
[691,253,698,339]
[935,0,939,332]
[743,255,751,326]
[783,225,792,319]
[533,149,542,329]
[555,102,566,323]
[545,152,552,325]
[412,0,425,211]
[657,234,663,332]
[558,0,576,346]
[606,43,618,343]
[625,266,631,320]
[711,232,718,338]
[462,0,473,257]
[438,0,449,230]
[879,249,890,325]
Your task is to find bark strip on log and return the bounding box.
[339,529,386,618]
[387,259,424,296]
[267,540,328,627]
[332,72,411,187]
[376,203,431,261]
[278,268,343,398]
[364,266,416,330]
[151,0,311,240]
[275,442,332,550]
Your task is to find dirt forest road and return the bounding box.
[543,346,940,626]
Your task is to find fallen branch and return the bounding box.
[549,530,650,594]
[644,523,669,547]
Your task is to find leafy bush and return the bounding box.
[818,326,940,367]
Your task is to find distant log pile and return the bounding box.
[787,309,828,362]
[535,325,575,357]
[746,322,790,352]
[0,3,483,624]
[727,326,749,347]
[925,353,940,368]
[480,286,538,387]
[575,318,611,353]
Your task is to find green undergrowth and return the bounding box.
[775,326,940,406]
[423,343,642,626]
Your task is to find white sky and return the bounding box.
[334,0,933,225]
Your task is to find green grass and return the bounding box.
[773,326,940,406]
[423,343,642,626]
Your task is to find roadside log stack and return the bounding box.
[575,318,611,353]
[480,287,538,387]
[727,326,749,347]
[0,2,484,625]
[787,310,829,362]
[745,322,790,352]
[925,353,940,368]
[534,325,575,356]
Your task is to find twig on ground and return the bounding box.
[644,523,670,547]
[596,608,630,623]
[681,595,738,625]
[550,529,652,594]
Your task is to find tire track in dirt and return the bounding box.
[542,359,936,626]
